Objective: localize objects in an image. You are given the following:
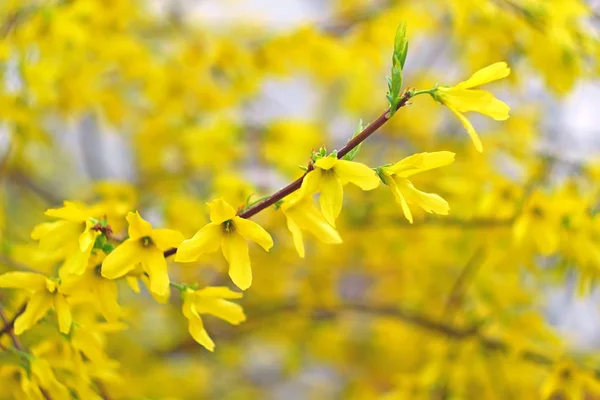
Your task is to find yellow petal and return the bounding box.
[285,214,305,258]
[314,156,338,170]
[101,240,140,280]
[195,286,243,299]
[0,272,47,291]
[333,159,380,190]
[299,169,322,197]
[319,174,343,227]
[294,204,342,245]
[207,199,237,224]
[126,276,140,294]
[233,217,273,251]
[54,294,72,334]
[398,179,450,216]
[141,247,170,297]
[385,151,456,178]
[126,211,153,240]
[44,201,89,222]
[194,298,246,325]
[151,228,185,250]
[457,62,511,89]
[32,220,82,251]
[188,316,215,351]
[95,278,120,322]
[63,231,98,276]
[79,229,99,252]
[447,105,484,153]
[175,223,222,262]
[30,358,71,399]
[14,291,53,335]
[388,177,413,223]
[440,88,510,120]
[222,233,252,290]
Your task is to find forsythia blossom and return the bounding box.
[281,192,342,258]
[0,272,72,334]
[182,286,246,351]
[101,211,184,297]
[432,62,511,152]
[379,151,455,223]
[300,156,380,226]
[175,199,274,290]
[31,201,101,276]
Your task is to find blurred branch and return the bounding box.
[0,302,26,336]
[9,170,62,205]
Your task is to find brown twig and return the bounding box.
[159,93,413,260]
[0,302,26,336]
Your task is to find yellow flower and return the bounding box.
[513,191,560,255]
[61,254,121,323]
[280,192,342,258]
[0,272,72,334]
[433,62,511,152]
[181,286,246,351]
[101,211,184,297]
[31,201,101,276]
[380,152,455,223]
[175,199,273,290]
[300,157,380,227]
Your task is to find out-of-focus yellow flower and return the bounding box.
[513,191,560,255]
[380,152,455,223]
[433,62,511,152]
[281,192,342,258]
[61,254,120,323]
[300,157,380,227]
[31,201,101,276]
[181,286,246,351]
[175,199,273,290]
[0,272,72,334]
[101,211,184,297]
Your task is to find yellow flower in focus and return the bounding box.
[181,286,246,351]
[281,192,342,258]
[101,211,184,297]
[379,152,455,223]
[300,157,380,227]
[433,62,511,152]
[31,201,101,276]
[0,272,72,334]
[175,199,273,290]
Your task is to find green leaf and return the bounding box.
[343,119,365,161]
[93,234,107,250]
[386,22,410,117]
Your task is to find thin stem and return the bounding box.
[0,302,26,336]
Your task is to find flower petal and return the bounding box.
[285,214,305,258]
[195,286,243,299]
[0,272,47,291]
[299,169,322,198]
[194,298,246,325]
[319,174,343,227]
[45,201,89,222]
[233,217,273,251]
[141,248,170,297]
[222,234,252,290]
[292,203,342,245]
[314,156,338,170]
[456,62,511,89]
[385,152,456,178]
[127,211,153,240]
[101,240,140,280]
[188,316,215,351]
[151,228,185,250]
[14,291,53,335]
[333,159,380,190]
[95,278,120,322]
[388,177,413,223]
[175,223,222,262]
[447,105,483,153]
[398,179,450,215]
[208,199,237,224]
[54,294,72,334]
[441,88,510,120]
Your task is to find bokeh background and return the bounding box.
[1,0,600,398]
